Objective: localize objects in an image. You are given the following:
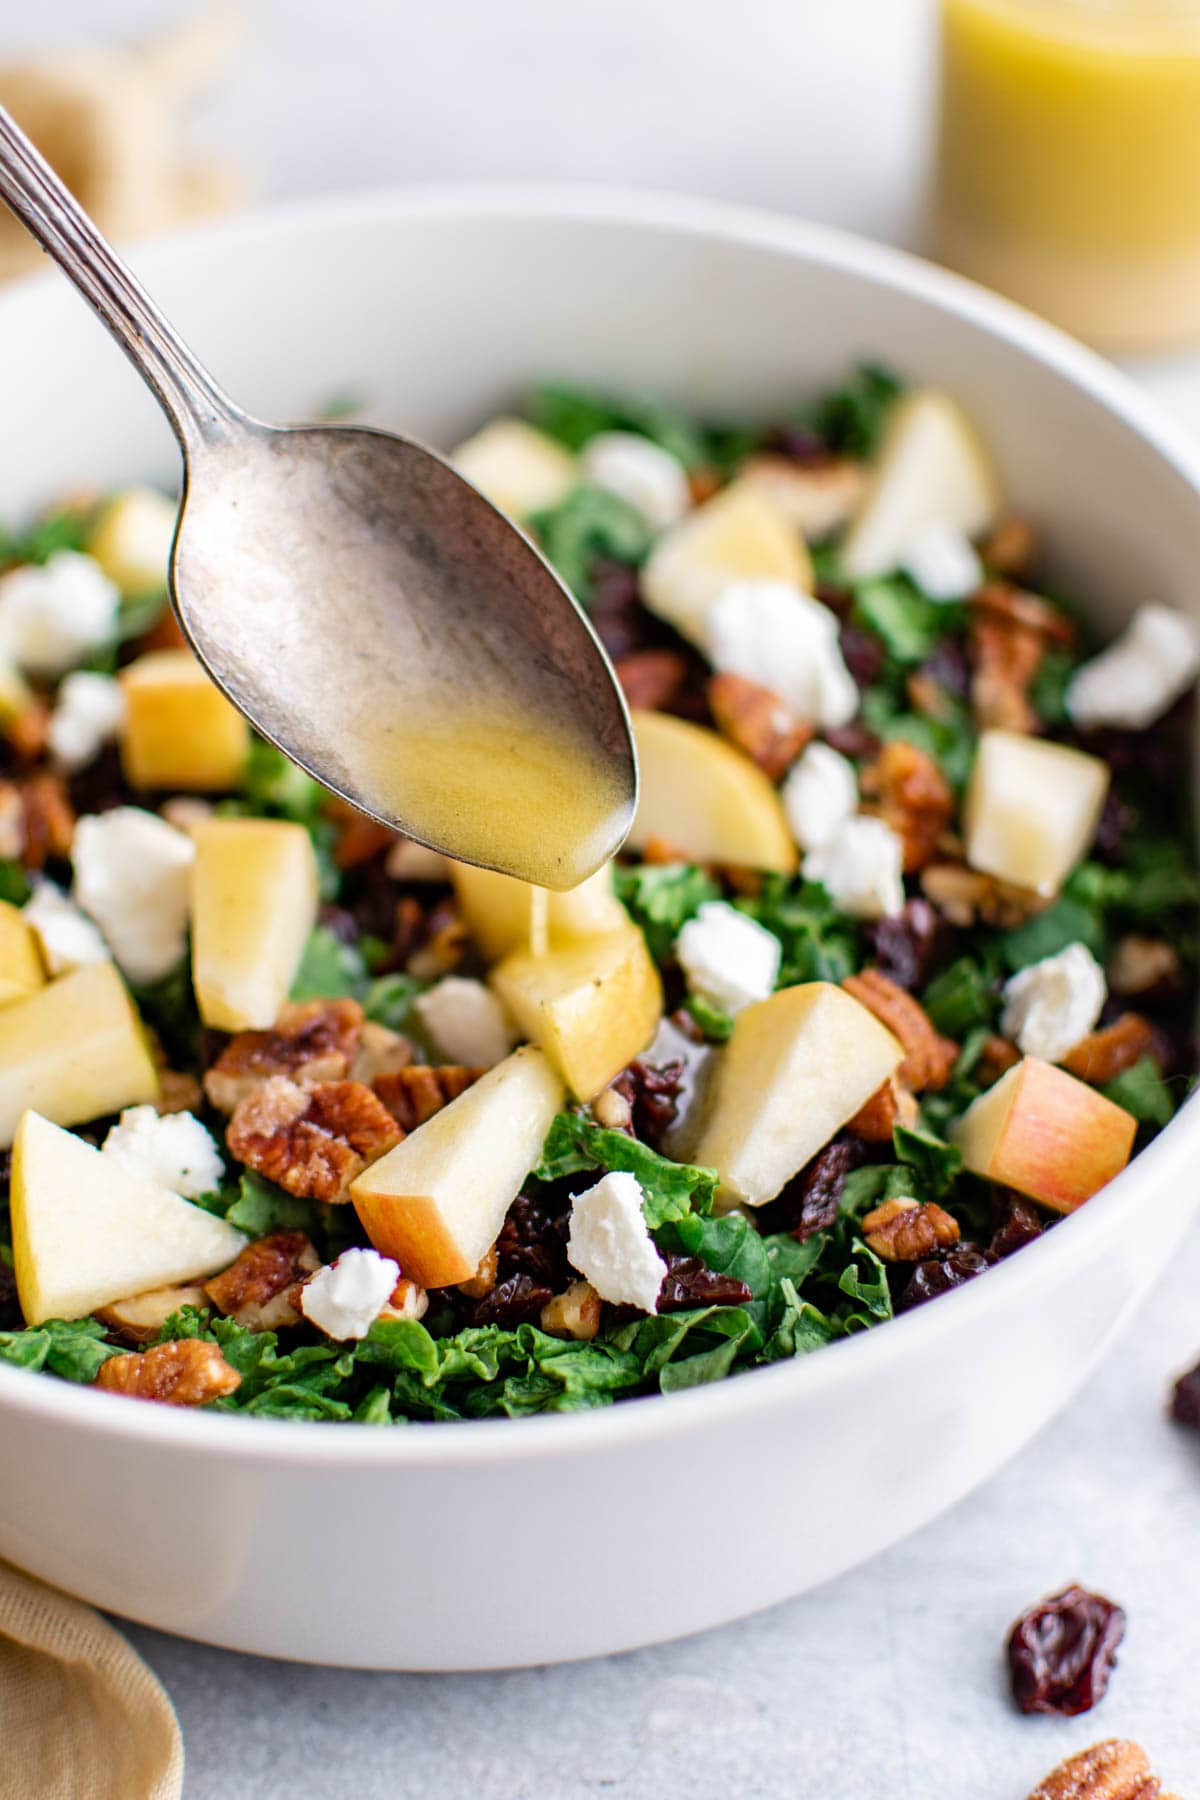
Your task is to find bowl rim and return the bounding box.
[0,179,1197,1469]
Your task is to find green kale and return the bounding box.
[683,994,734,1041]
[0,508,90,567]
[810,361,903,459]
[528,485,653,601]
[921,954,1000,1036]
[130,959,201,1067]
[733,874,860,986]
[534,1112,716,1226]
[851,578,948,665]
[1102,1057,1178,1128]
[362,971,426,1031]
[289,926,368,1002]
[527,381,711,468]
[0,862,30,907]
[0,1316,124,1383]
[611,862,720,963]
[998,896,1107,969]
[892,1122,963,1200]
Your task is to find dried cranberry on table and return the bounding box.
[1006,1584,1126,1717]
[1169,1361,1200,1429]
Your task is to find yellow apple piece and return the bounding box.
[86,486,177,595]
[191,817,318,1031]
[952,1056,1136,1214]
[964,729,1109,897]
[693,983,904,1209]
[0,656,32,726]
[450,860,626,964]
[841,388,1000,581]
[640,477,812,652]
[11,1110,245,1326]
[0,900,45,1006]
[490,920,663,1101]
[350,1045,564,1287]
[120,648,250,790]
[628,709,797,872]
[0,962,158,1147]
[451,417,577,520]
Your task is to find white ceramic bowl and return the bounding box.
[0,189,1197,1670]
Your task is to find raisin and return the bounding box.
[988,1193,1044,1262]
[66,742,137,818]
[1170,1361,1200,1429]
[588,562,652,659]
[917,637,971,702]
[761,1135,869,1241]
[471,1274,554,1327]
[823,721,882,760]
[839,623,886,690]
[1093,790,1136,864]
[316,903,361,947]
[610,1059,684,1150]
[657,1255,754,1312]
[494,1194,572,1292]
[895,1246,989,1312]
[758,424,828,465]
[0,1258,19,1329]
[866,898,949,992]
[1007,1584,1126,1717]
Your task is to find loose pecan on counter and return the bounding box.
[205,998,366,1112]
[373,1063,483,1133]
[1028,1742,1177,1800]
[94,1339,241,1407]
[227,1076,401,1202]
[706,672,813,779]
[204,1230,320,1331]
[859,740,954,873]
[842,968,958,1091]
[861,1197,960,1262]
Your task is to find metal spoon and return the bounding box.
[0,105,636,889]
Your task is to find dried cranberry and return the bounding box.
[760,1135,869,1241]
[66,743,138,818]
[814,579,854,617]
[823,722,882,761]
[1170,1361,1200,1428]
[895,1246,989,1312]
[758,425,828,465]
[916,637,971,702]
[0,1258,19,1329]
[494,1194,571,1291]
[657,1254,753,1312]
[339,847,404,943]
[1093,790,1136,864]
[1006,1584,1126,1717]
[588,562,653,659]
[1077,693,1194,784]
[839,623,886,690]
[611,1060,684,1150]
[316,904,360,947]
[988,1193,1044,1262]
[866,899,949,992]
[0,1148,12,1192]
[471,1274,554,1328]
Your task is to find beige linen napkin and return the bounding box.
[0,1560,182,1800]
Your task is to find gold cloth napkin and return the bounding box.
[0,1560,182,1800]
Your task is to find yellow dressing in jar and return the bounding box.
[932,0,1200,350]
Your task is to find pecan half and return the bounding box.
[739,453,867,539]
[350,1021,413,1085]
[1062,1013,1161,1085]
[373,1063,483,1132]
[325,797,397,871]
[862,1197,960,1262]
[404,897,468,980]
[94,1339,241,1407]
[1028,1742,1170,1800]
[457,1247,499,1299]
[227,1077,401,1202]
[921,860,1049,929]
[859,740,953,873]
[974,580,1074,646]
[842,968,958,1091]
[846,1074,919,1143]
[10,772,76,869]
[707,672,813,779]
[205,998,365,1112]
[614,649,688,712]
[203,1230,320,1330]
[981,516,1037,580]
[540,1280,602,1341]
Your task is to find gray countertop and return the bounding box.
[6,3,1200,1792]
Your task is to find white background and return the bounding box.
[5,4,1200,1795]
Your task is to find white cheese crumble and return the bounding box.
[301,1248,401,1341]
[71,806,195,986]
[24,881,110,974]
[46,670,125,771]
[781,741,859,850]
[566,1171,666,1314]
[1066,603,1200,731]
[101,1105,224,1200]
[803,816,905,919]
[1001,941,1107,1063]
[579,431,691,531]
[900,523,983,602]
[706,580,858,728]
[0,550,119,677]
[675,900,780,1016]
[414,976,517,1067]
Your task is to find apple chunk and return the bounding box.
[350,1046,564,1287]
[11,1111,245,1326]
[693,983,903,1209]
[450,861,626,965]
[952,1057,1136,1213]
[0,962,159,1148]
[0,900,45,1007]
[451,418,577,520]
[629,709,797,873]
[964,729,1109,897]
[490,921,662,1101]
[191,817,319,1031]
[841,388,1000,581]
[641,477,812,653]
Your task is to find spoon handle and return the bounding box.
[0,102,240,448]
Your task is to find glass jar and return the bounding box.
[931,0,1200,352]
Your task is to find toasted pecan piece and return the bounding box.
[969,611,1042,733]
[921,860,1049,929]
[13,772,76,869]
[859,739,953,873]
[1028,1740,1175,1800]
[842,968,959,1092]
[94,1339,241,1407]
[324,796,397,871]
[980,516,1038,581]
[707,672,813,780]
[373,1063,483,1133]
[457,1247,499,1299]
[1062,1012,1163,1085]
[977,1033,1021,1088]
[204,1230,320,1330]
[862,1197,960,1263]
[1108,935,1181,999]
[350,1021,413,1085]
[154,1067,205,1116]
[973,580,1074,647]
[540,1280,602,1342]
[7,696,50,764]
[205,998,366,1112]
[614,649,688,713]
[378,1276,429,1322]
[845,1074,919,1144]
[405,897,468,980]
[739,453,867,539]
[227,1076,401,1202]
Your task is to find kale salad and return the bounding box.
[0,364,1195,1424]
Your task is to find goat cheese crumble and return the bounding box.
[706,581,858,728]
[579,431,691,531]
[803,816,905,920]
[301,1248,401,1341]
[47,671,125,771]
[900,523,983,602]
[1001,942,1107,1064]
[781,741,859,850]
[72,806,195,985]
[676,900,781,1016]
[101,1106,225,1200]
[24,881,110,975]
[414,977,517,1067]
[0,550,119,676]
[1066,603,1200,731]
[567,1171,666,1314]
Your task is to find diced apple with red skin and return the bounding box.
[693,983,903,1210]
[350,1046,564,1288]
[952,1057,1137,1213]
